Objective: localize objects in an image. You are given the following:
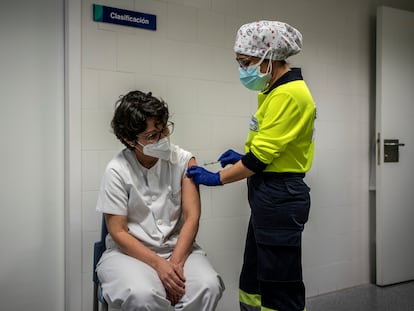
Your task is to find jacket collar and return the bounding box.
[263,68,303,95]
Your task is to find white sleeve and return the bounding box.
[169,144,193,178]
[96,165,129,216]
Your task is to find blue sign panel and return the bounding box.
[93,4,156,31]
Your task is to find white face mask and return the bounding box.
[139,137,171,160]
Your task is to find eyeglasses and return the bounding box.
[236,57,252,70]
[236,56,269,70]
[236,57,257,70]
[137,121,174,143]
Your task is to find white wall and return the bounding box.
[75,0,414,311]
[0,0,65,310]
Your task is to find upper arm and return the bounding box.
[181,157,201,221]
[187,156,197,168]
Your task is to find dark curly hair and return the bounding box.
[111,90,169,149]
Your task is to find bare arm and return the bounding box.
[105,214,160,267]
[219,160,255,184]
[169,157,201,266]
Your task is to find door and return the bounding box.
[376,6,414,286]
[0,0,65,309]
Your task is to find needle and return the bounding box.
[202,161,219,167]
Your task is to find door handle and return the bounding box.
[384,142,405,146]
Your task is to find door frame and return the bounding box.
[64,0,83,310]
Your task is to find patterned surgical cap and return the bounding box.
[234,20,303,60]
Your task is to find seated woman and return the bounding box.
[96,90,224,311]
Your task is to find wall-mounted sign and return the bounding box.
[93,4,156,31]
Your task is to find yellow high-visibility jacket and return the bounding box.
[243,68,316,173]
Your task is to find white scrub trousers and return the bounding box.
[97,249,225,311]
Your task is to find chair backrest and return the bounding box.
[93,214,109,311]
[93,214,108,284]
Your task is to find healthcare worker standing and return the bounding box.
[187,21,316,311]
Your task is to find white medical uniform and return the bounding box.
[96,145,224,311]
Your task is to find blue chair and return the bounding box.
[93,214,109,311]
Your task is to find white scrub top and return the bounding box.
[96,144,194,258]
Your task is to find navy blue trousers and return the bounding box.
[239,172,310,311]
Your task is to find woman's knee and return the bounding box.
[121,284,169,310]
[198,273,225,297]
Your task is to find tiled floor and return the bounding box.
[306,281,414,311]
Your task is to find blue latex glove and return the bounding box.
[187,166,222,186]
[218,149,244,168]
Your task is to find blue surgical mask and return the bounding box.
[238,49,273,91]
[239,65,271,91]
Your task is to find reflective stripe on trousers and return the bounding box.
[240,289,307,311]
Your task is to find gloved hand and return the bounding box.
[186,166,222,186]
[218,149,243,168]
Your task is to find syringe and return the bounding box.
[202,160,219,167]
